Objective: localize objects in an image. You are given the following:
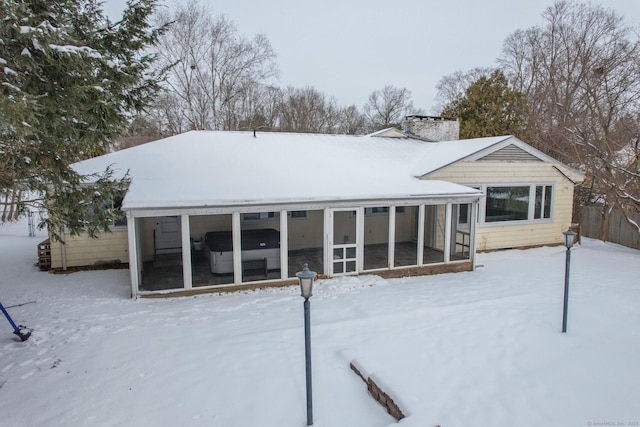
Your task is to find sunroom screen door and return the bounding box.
[332,209,358,275]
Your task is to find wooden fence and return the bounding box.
[579,206,640,250]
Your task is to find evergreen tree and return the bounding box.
[0,0,165,240]
[441,70,526,139]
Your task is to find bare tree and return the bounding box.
[114,117,164,150]
[277,86,339,133]
[499,1,640,238]
[364,85,415,132]
[336,105,367,135]
[236,85,283,131]
[152,0,278,132]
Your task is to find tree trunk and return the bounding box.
[599,205,611,242]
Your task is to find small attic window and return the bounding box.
[242,211,308,221]
[113,194,127,227]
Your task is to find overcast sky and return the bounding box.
[104,0,640,113]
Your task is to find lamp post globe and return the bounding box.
[563,227,576,249]
[297,263,316,299]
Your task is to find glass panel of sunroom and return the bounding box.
[288,210,324,278]
[364,207,389,270]
[240,212,281,283]
[394,205,418,267]
[332,210,357,275]
[190,214,234,287]
[423,205,445,264]
[140,216,184,291]
[452,204,471,260]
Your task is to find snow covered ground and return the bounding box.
[1,219,639,427]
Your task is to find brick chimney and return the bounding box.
[402,115,459,141]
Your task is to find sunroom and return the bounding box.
[126,196,479,297]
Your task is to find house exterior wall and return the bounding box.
[190,214,233,237]
[427,161,575,251]
[139,217,157,262]
[426,205,447,250]
[363,211,389,245]
[50,228,129,268]
[287,210,324,250]
[396,207,417,241]
[364,207,416,244]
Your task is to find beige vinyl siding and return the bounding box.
[190,214,232,238]
[287,210,324,250]
[51,228,129,268]
[139,217,160,262]
[363,210,391,245]
[428,161,570,182]
[121,216,195,263]
[428,161,575,251]
[425,204,447,250]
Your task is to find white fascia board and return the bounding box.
[124,193,483,218]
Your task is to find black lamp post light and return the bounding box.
[296,263,317,426]
[561,227,576,333]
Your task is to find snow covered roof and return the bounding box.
[71,131,519,210]
[411,135,512,176]
[366,128,411,138]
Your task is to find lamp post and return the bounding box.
[296,263,317,426]
[562,227,576,333]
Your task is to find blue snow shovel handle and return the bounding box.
[0,302,20,333]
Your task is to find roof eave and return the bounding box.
[122,192,484,215]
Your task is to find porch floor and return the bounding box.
[139,242,468,292]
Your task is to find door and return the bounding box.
[332,209,358,275]
[155,216,182,254]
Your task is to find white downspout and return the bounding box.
[388,206,396,269]
[280,209,288,280]
[232,212,242,285]
[470,201,478,269]
[417,205,425,266]
[127,212,139,298]
[324,208,332,276]
[444,203,452,263]
[181,214,192,290]
[356,207,365,273]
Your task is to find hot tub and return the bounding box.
[204,229,280,274]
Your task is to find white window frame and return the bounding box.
[477,183,555,226]
[533,185,554,220]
